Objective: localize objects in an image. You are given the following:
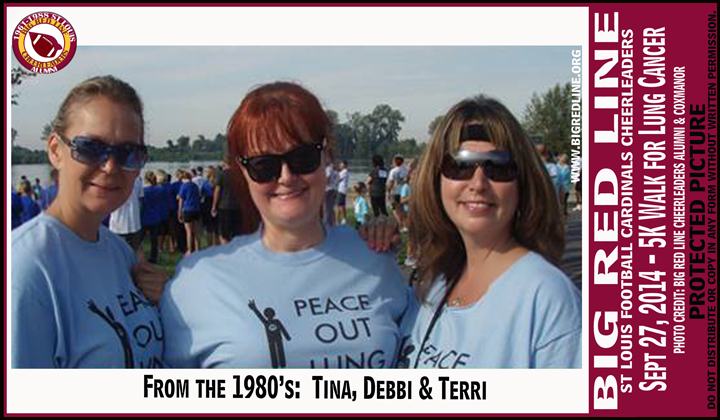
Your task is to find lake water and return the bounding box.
[12,160,374,190]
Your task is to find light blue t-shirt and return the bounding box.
[160,225,411,368]
[545,162,560,193]
[557,163,571,192]
[399,252,581,369]
[399,184,411,213]
[354,196,369,225]
[11,214,164,368]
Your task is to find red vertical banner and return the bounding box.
[588,3,717,416]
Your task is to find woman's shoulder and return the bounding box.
[506,252,581,311]
[329,225,373,249]
[328,225,399,266]
[12,215,51,260]
[12,214,63,250]
[484,251,579,310]
[505,251,554,277]
[11,216,71,293]
[513,252,582,349]
[326,226,408,295]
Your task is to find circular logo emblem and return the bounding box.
[12,12,77,74]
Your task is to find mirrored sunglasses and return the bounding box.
[441,150,518,182]
[59,134,147,172]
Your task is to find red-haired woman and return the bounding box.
[160,82,410,368]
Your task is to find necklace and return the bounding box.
[448,296,463,307]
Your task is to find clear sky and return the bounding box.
[11,45,578,150]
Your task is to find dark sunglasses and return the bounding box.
[239,142,325,183]
[441,150,518,182]
[59,134,148,172]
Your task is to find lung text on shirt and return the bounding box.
[294,294,389,368]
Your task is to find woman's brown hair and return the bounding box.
[409,94,564,300]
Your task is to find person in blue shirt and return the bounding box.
[11,189,23,230]
[353,182,370,227]
[39,169,60,210]
[141,171,165,264]
[18,181,40,224]
[11,75,165,368]
[556,153,572,216]
[32,178,44,203]
[153,169,172,254]
[177,170,201,255]
[398,95,580,369]
[399,160,416,267]
[160,81,411,368]
[538,143,560,196]
[169,170,186,254]
[200,166,219,247]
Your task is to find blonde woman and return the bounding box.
[12,76,164,368]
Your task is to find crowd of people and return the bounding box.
[11,75,581,370]
[11,172,58,229]
[320,154,418,265]
[14,153,426,268]
[537,143,582,215]
[15,146,575,269]
[12,164,237,262]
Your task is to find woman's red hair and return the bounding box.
[226,81,333,234]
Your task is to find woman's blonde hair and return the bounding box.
[155,169,168,185]
[409,94,564,299]
[144,170,157,186]
[50,75,144,141]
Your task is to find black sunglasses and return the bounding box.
[239,142,325,183]
[441,150,518,182]
[59,134,148,172]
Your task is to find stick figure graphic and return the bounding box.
[87,299,134,368]
[248,299,291,368]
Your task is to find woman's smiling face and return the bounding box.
[242,141,328,234]
[49,96,143,218]
[440,140,518,246]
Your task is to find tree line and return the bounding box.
[11,104,426,165]
[12,65,578,165]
